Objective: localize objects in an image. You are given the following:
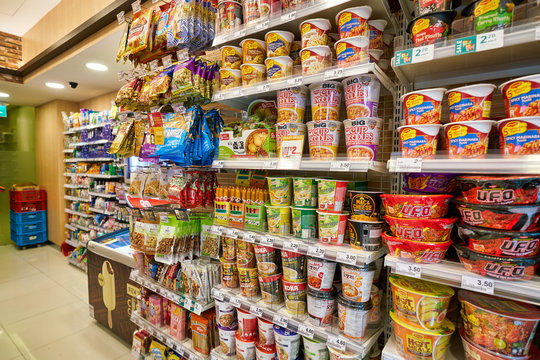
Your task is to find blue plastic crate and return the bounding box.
[11,230,47,247]
[10,221,46,235]
[10,210,47,224]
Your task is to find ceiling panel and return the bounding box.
[0,0,61,36]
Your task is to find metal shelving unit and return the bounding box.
[212,158,387,173]
[63,157,115,163]
[68,139,112,147]
[64,208,93,217]
[88,191,117,198]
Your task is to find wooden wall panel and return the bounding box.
[79,91,117,111]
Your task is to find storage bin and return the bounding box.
[9,189,46,202]
[10,221,46,235]
[10,231,47,247]
[9,210,46,224]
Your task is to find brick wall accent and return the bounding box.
[0,31,22,71]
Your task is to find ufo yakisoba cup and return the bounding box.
[276,123,306,158]
[343,117,382,161]
[307,120,342,160]
[277,86,308,124]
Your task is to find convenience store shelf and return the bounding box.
[62,149,74,153]
[212,285,383,357]
[65,238,87,248]
[64,172,124,179]
[67,256,87,272]
[68,139,112,147]
[88,191,117,198]
[212,158,387,173]
[89,207,114,215]
[63,122,110,134]
[70,223,90,231]
[207,224,385,265]
[64,208,93,217]
[64,184,89,189]
[63,157,115,163]
[385,256,540,306]
[130,270,214,316]
[130,311,209,360]
[64,224,77,232]
[64,195,91,202]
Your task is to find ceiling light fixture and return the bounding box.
[46,82,65,89]
[86,63,108,71]
[0,92,9,98]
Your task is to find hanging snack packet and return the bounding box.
[154,3,172,51]
[157,167,172,200]
[116,23,130,62]
[142,168,160,198]
[108,120,133,154]
[132,220,146,251]
[129,170,146,198]
[155,215,178,264]
[127,8,154,55]
[171,59,195,97]
[144,220,160,253]
[149,67,175,102]
[115,78,138,106]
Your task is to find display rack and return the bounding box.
[67,255,87,272]
[63,157,115,163]
[212,158,387,173]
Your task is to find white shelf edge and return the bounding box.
[64,195,92,202]
[213,159,387,173]
[64,208,93,217]
[64,157,115,163]
[89,207,114,215]
[88,191,117,198]
[68,139,111,147]
[64,172,123,179]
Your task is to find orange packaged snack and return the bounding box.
[127,8,154,55]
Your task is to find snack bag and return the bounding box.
[149,67,175,101]
[108,120,133,154]
[145,221,160,253]
[127,8,154,55]
[116,23,130,62]
[155,215,178,264]
[153,3,172,51]
[143,169,160,198]
[129,170,146,198]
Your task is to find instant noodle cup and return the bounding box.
[310,81,342,121]
[499,74,540,118]
[349,190,383,221]
[274,325,302,360]
[463,0,522,34]
[341,262,376,302]
[238,266,260,297]
[300,46,332,75]
[291,207,317,239]
[368,49,383,64]
[328,345,362,360]
[383,231,453,263]
[304,337,329,360]
[368,285,381,326]
[390,309,455,360]
[458,289,540,356]
[415,0,461,16]
[218,1,243,33]
[337,293,372,339]
[221,257,239,288]
[258,318,275,345]
[318,210,349,245]
[300,18,331,48]
[389,274,454,330]
[254,245,281,275]
[368,19,387,49]
[218,325,237,356]
[459,327,532,360]
[236,331,256,358]
[384,215,458,242]
[267,176,292,206]
[381,194,453,219]
[342,75,381,119]
[317,179,349,213]
[276,123,306,158]
[282,280,308,315]
[223,236,237,260]
[497,117,540,157]
[237,239,257,268]
[447,84,496,122]
[243,0,262,25]
[444,120,495,159]
[403,173,459,193]
[402,88,446,125]
[347,219,383,251]
[216,299,238,330]
[336,6,372,39]
[265,205,291,235]
[265,31,294,57]
[293,177,318,208]
[290,41,302,65]
[241,63,266,87]
[407,10,457,47]
[277,86,308,124]
[458,175,540,205]
[265,56,293,81]
[307,256,337,291]
[307,121,342,160]
[237,308,258,339]
[398,124,441,159]
[281,250,307,281]
[221,45,243,69]
[220,69,242,90]
[307,286,337,327]
[241,38,267,64]
[259,273,284,304]
[256,342,276,360]
[335,36,369,68]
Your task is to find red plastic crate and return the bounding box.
[9,189,46,202]
[10,199,47,212]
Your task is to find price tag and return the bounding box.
[213,289,224,301]
[273,314,289,327]
[259,236,274,246]
[171,103,185,113]
[476,30,503,52]
[330,161,351,172]
[263,160,278,169]
[257,84,270,92]
[283,241,299,252]
[396,262,422,278]
[238,29,247,37]
[213,160,225,168]
[536,26,540,40]
[193,302,203,315]
[117,11,125,25]
[250,305,263,317]
[176,49,189,62]
[244,232,257,243]
[230,296,241,308]
[211,225,220,234]
[327,335,347,351]
[174,209,190,221]
[147,282,157,291]
[281,10,296,22]
[395,157,422,172]
[228,229,239,239]
[461,275,495,295]
[165,338,175,348]
[170,293,181,304]
[307,246,325,258]
[336,252,357,265]
[455,35,476,55]
[211,354,220,360]
[149,60,159,72]
[412,45,434,63]
[131,0,142,14]
[287,77,302,86]
[297,323,315,339]
[117,71,125,81]
[256,20,269,30]
[162,55,173,68]
[324,67,344,79]
[213,92,224,101]
[231,88,243,97]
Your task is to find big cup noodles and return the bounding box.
[276,123,306,158]
[402,88,446,125]
[310,81,343,121]
[277,86,308,124]
[499,74,540,118]
[343,118,382,161]
[399,124,441,159]
[447,84,496,122]
[307,120,342,160]
[342,74,381,118]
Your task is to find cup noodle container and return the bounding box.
[265,31,294,57]
[307,121,342,160]
[256,343,277,360]
[220,69,242,90]
[241,38,267,64]
[300,18,331,48]
[303,337,329,360]
[317,211,349,245]
[241,63,266,87]
[219,325,238,356]
[218,1,243,33]
[398,124,441,159]
[221,45,243,69]
[281,250,307,282]
[402,88,446,125]
[276,123,306,158]
[259,273,284,304]
[282,280,308,316]
[336,6,372,39]
[243,0,262,25]
[291,207,318,239]
[327,345,362,360]
[216,299,238,330]
[307,256,337,291]
[310,81,343,121]
[266,56,293,82]
[497,117,540,157]
[368,49,383,64]
[342,74,381,119]
[237,308,259,339]
[337,293,372,339]
[446,84,496,122]
[343,118,382,161]
[300,46,332,75]
[265,205,291,235]
[499,74,540,118]
[335,36,369,68]
[277,86,308,124]
[341,262,376,302]
[267,177,292,206]
[443,120,495,159]
[258,318,275,345]
[274,325,302,360]
[255,245,281,276]
[317,178,349,213]
[236,331,257,360]
[293,177,318,208]
[368,19,387,50]
[368,285,382,326]
[238,266,260,297]
[221,257,239,288]
[307,286,337,327]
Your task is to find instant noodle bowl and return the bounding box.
[384,216,457,242]
[389,274,454,330]
[265,205,291,235]
[290,41,302,65]
[454,242,540,280]
[459,328,532,360]
[216,299,238,330]
[399,124,441,159]
[383,231,453,263]
[307,257,337,291]
[407,10,457,47]
[380,194,452,219]
[238,308,259,339]
[335,36,369,68]
[238,267,260,297]
[267,176,292,206]
[218,1,243,33]
[221,45,243,69]
[342,74,381,119]
[241,63,266,87]
[444,120,495,159]
[241,38,267,64]
[318,211,349,246]
[317,179,349,213]
[337,293,372,339]
[463,0,523,34]
[276,122,306,158]
[368,285,381,325]
[327,345,361,360]
[236,331,257,359]
[458,289,540,356]
[454,198,540,231]
[497,117,540,156]
[219,325,237,356]
[458,175,540,205]
[221,257,239,288]
[499,74,540,118]
[293,177,317,208]
[457,222,540,257]
[300,46,332,75]
[277,86,308,124]
[258,318,275,345]
[341,262,376,302]
[307,121,342,160]
[220,69,242,90]
[368,19,387,49]
[274,325,301,360]
[265,56,293,81]
[368,49,383,64]
[307,286,337,327]
[265,31,294,57]
[402,88,446,125]
[447,84,496,122]
[223,236,237,260]
[255,245,281,275]
[336,6,372,39]
[281,250,307,281]
[303,337,329,360]
[415,0,461,15]
[347,219,383,251]
[256,343,277,360]
[237,239,256,268]
[282,280,307,315]
[291,207,317,239]
[403,173,459,193]
[390,309,455,360]
[310,81,342,121]
[259,273,283,304]
[349,190,383,221]
[300,18,331,48]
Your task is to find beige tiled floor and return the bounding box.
[0,243,131,360]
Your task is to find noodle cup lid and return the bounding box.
[390,309,455,336]
[235,330,256,342]
[446,83,496,96]
[368,19,388,31]
[255,342,276,353]
[299,18,332,32]
[496,116,540,130]
[335,6,373,25]
[389,274,454,297]
[264,56,293,66]
[458,290,540,320]
[341,261,376,271]
[273,324,299,336]
[334,35,369,50]
[265,30,295,41]
[308,286,338,298]
[220,68,241,76]
[240,38,266,48]
[300,45,332,58]
[498,73,540,92]
[443,119,495,131]
[400,87,447,103]
[397,123,442,136]
[220,45,242,53]
[337,292,373,310]
[406,10,457,35]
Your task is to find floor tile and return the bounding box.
[0,272,57,302]
[0,325,22,359]
[0,251,40,283]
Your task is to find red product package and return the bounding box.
[384,215,457,242]
[380,194,453,218]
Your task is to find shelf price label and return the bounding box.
[455,35,476,55]
[149,60,159,72]
[263,160,278,169]
[324,67,344,80]
[244,232,257,243]
[395,157,422,172]
[213,159,225,169]
[212,289,225,301]
[231,88,243,97]
[476,30,503,52]
[256,20,269,30]
[283,241,299,252]
[461,275,494,295]
[259,236,274,246]
[250,305,263,317]
[336,252,357,265]
[230,296,241,308]
[536,26,540,40]
[327,335,347,352]
[287,77,302,86]
[281,10,296,22]
[396,262,422,278]
[117,11,125,25]
[162,55,173,68]
[257,84,270,92]
[131,0,142,13]
[273,314,289,327]
[330,161,351,172]
[177,49,189,62]
[307,246,325,259]
[228,229,239,239]
[412,44,434,63]
[297,324,315,339]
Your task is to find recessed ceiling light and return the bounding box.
[86,62,108,71]
[0,92,9,98]
[46,82,65,89]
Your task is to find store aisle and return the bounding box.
[0,244,131,360]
